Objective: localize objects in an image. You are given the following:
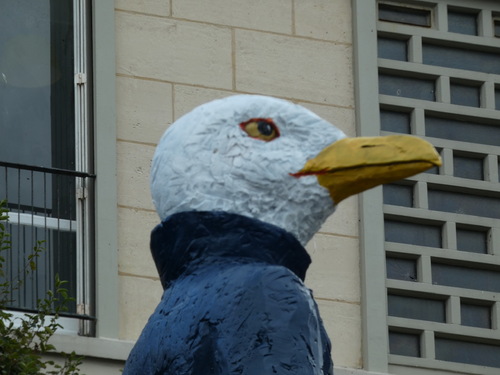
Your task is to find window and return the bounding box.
[355,0,500,374]
[0,0,94,335]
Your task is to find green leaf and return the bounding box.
[0,200,84,374]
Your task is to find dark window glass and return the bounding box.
[4,223,77,312]
[379,4,431,27]
[454,155,483,180]
[457,228,488,254]
[389,331,421,357]
[383,184,413,207]
[435,337,500,367]
[388,294,445,323]
[0,1,80,315]
[378,37,408,61]
[424,164,439,175]
[0,168,77,221]
[461,302,491,328]
[426,116,500,147]
[423,43,500,75]
[494,20,500,38]
[380,109,411,133]
[0,167,79,313]
[0,1,75,170]
[450,82,480,107]
[425,149,441,175]
[496,88,500,110]
[432,263,500,293]
[379,74,435,101]
[428,189,500,220]
[385,220,442,248]
[387,257,417,281]
[448,10,478,36]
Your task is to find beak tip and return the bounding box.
[295,135,443,203]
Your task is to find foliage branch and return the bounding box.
[0,200,84,374]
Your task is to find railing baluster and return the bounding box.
[0,160,95,321]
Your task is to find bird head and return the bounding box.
[151,95,440,245]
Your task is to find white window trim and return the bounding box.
[49,334,133,362]
[74,0,93,336]
[352,0,390,373]
[91,0,119,340]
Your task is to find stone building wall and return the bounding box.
[113,0,361,370]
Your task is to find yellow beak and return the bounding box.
[292,135,442,204]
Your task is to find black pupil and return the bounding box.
[257,121,274,136]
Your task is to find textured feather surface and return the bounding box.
[150,95,346,245]
[123,211,333,375]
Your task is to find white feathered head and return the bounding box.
[151,95,440,245]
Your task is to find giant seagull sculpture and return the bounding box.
[123,95,441,375]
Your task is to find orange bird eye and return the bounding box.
[240,118,280,142]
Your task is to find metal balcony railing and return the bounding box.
[0,160,95,324]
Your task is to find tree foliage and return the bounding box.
[0,200,84,374]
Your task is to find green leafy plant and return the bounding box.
[0,200,84,374]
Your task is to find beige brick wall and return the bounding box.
[115,0,360,369]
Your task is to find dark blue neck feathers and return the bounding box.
[150,211,311,289]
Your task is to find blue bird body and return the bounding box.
[123,212,332,375]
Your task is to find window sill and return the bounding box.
[49,335,388,375]
[49,333,134,361]
[335,368,387,375]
